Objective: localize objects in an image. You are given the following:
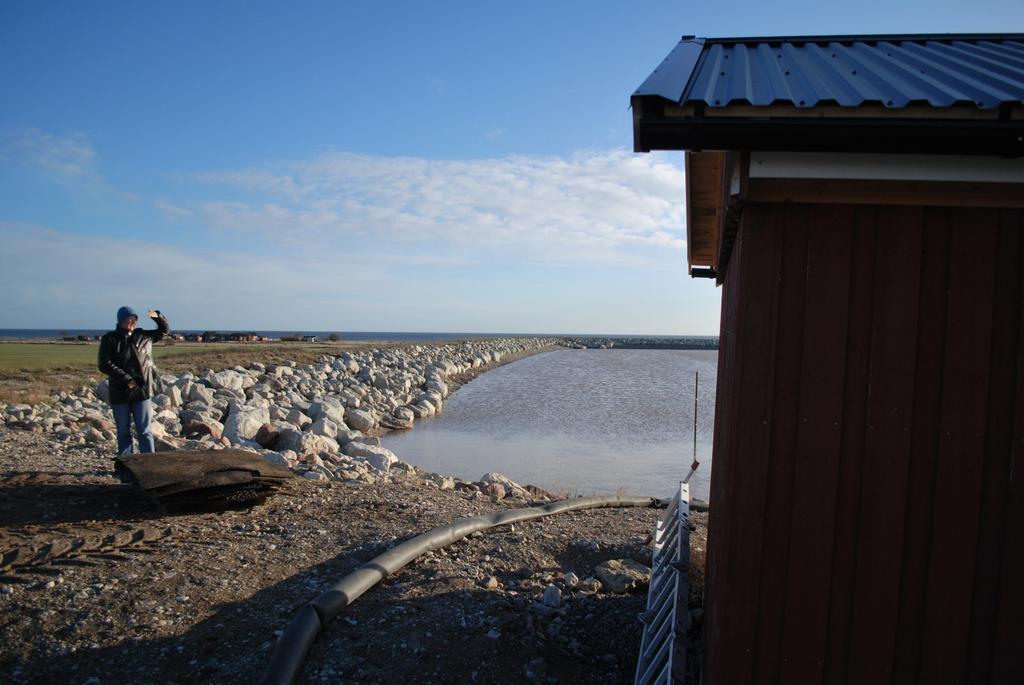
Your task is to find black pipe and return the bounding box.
[260,494,664,685]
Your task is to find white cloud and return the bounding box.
[189,149,686,264]
[0,222,404,329]
[0,129,96,177]
[153,197,192,219]
[0,220,718,334]
[0,144,706,332]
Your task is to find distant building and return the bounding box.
[185,333,204,342]
[301,335,318,343]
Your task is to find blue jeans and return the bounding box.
[111,399,155,456]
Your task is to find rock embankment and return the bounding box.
[561,336,718,350]
[0,336,711,684]
[2,337,552,493]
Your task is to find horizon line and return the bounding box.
[0,326,720,338]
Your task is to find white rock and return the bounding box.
[595,559,652,594]
[264,452,293,468]
[479,471,528,497]
[308,399,347,427]
[290,432,339,455]
[334,427,363,446]
[187,384,215,405]
[427,473,455,490]
[342,442,398,472]
[310,416,338,439]
[285,408,312,429]
[271,365,294,379]
[94,380,110,404]
[413,401,436,418]
[344,408,376,432]
[154,409,178,423]
[223,405,270,444]
[425,378,449,398]
[165,385,183,407]
[210,370,245,392]
[230,394,269,411]
[542,585,562,607]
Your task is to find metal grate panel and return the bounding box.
[635,482,691,685]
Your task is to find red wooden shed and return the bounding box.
[632,34,1024,684]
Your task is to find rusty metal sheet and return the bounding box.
[115,449,294,513]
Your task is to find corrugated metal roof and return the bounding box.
[635,34,1024,110]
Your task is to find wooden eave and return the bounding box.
[685,151,727,274]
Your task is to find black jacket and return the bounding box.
[98,312,169,404]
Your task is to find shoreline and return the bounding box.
[2,338,712,502]
[409,343,560,405]
[0,338,709,683]
[2,337,559,488]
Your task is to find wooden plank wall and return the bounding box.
[703,202,1023,684]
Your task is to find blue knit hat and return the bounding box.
[117,306,138,324]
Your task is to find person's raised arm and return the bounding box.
[141,309,169,341]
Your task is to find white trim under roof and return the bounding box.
[748,152,1024,184]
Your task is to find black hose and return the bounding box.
[260,494,664,685]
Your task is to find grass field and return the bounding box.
[0,341,363,371]
[0,342,190,371]
[0,339,400,405]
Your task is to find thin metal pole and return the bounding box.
[693,370,698,462]
[683,371,700,484]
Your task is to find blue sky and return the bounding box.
[1,1,1021,334]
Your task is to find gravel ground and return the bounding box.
[0,426,707,684]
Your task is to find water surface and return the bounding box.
[383,349,716,500]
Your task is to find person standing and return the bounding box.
[98,306,169,455]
